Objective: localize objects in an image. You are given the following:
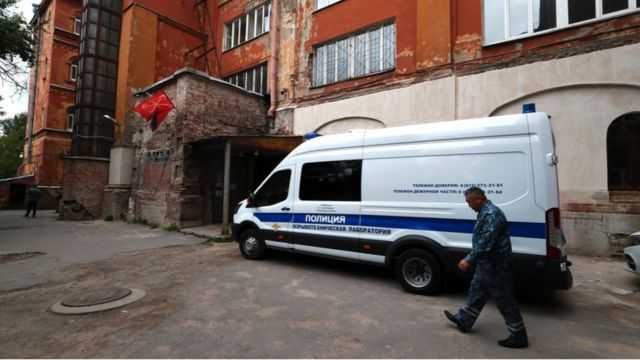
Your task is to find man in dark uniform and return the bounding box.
[444,187,529,348]
[25,184,41,218]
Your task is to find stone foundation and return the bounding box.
[61,157,109,220]
[103,186,131,221]
[562,191,640,256]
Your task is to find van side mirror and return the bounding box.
[246,192,257,208]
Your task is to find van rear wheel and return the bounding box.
[239,229,266,260]
[395,249,442,295]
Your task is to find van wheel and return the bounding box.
[239,229,266,260]
[395,249,442,295]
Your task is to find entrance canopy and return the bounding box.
[187,135,303,234]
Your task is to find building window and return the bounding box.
[224,63,269,95]
[483,0,639,45]
[69,63,78,81]
[317,0,342,10]
[300,160,362,202]
[67,112,75,130]
[607,113,640,191]
[73,17,81,34]
[223,2,271,51]
[313,22,395,88]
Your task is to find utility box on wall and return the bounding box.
[109,147,133,186]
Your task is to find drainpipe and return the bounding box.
[26,10,43,164]
[267,0,280,120]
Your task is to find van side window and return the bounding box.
[254,169,291,206]
[300,160,362,201]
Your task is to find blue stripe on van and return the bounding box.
[254,213,293,223]
[254,213,546,239]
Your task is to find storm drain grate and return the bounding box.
[51,287,145,315]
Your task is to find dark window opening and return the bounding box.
[603,0,629,14]
[568,0,596,23]
[300,160,362,201]
[608,113,640,191]
[254,169,291,206]
[534,0,557,32]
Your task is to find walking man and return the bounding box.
[444,187,529,348]
[25,184,41,218]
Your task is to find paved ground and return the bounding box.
[0,210,201,292]
[1,210,639,358]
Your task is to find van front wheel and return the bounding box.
[239,229,266,260]
[395,249,442,295]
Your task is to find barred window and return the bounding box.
[313,23,395,87]
[224,63,269,95]
[223,2,271,51]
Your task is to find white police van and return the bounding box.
[232,112,573,294]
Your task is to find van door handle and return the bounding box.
[281,207,291,211]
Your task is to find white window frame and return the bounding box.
[70,63,78,81]
[73,17,81,35]
[223,2,271,51]
[316,0,342,10]
[483,0,640,46]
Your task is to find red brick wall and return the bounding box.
[62,158,109,219]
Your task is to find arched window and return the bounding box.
[607,112,640,191]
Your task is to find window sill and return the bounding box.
[483,7,640,47]
[313,0,346,14]
[222,31,270,54]
[309,68,395,90]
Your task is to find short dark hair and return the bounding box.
[464,186,485,197]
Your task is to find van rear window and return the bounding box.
[300,160,362,202]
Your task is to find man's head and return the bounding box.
[464,187,487,213]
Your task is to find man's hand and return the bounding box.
[458,259,471,272]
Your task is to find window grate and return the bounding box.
[313,23,395,88]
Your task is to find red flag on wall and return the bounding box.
[134,90,175,131]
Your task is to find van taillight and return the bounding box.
[546,208,566,259]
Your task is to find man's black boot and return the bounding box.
[498,330,529,348]
[444,310,469,333]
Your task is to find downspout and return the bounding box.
[26,11,43,164]
[450,0,458,120]
[267,0,280,119]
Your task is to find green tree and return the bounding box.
[0,113,26,178]
[0,0,33,89]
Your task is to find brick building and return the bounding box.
[10,0,82,208]
[18,0,640,254]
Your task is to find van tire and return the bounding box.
[239,229,266,260]
[395,249,442,295]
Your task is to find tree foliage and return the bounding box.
[0,113,26,178]
[0,0,33,90]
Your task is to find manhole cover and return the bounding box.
[50,287,145,315]
[61,287,132,307]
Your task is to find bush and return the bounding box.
[163,223,179,232]
[104,215,114,222]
